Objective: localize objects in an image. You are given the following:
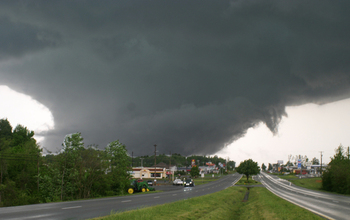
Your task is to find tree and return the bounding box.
[105,140,131,195]
[190,166,200,178]
[236,159,260,182]
[261,163,266,171]
[59,132,85,200]
[311,157,319,165]
[0,123,42,206]
[322,144,350,194]
[268,163,273,171]
[0,118,12,141]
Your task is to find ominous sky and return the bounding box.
[1,1,350,158]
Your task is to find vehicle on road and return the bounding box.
[128,179,155,194]
[173,178,183,185]
[147,180,153,186]
[184,178,194,187]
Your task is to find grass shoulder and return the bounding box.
[270,173,350,196]
[92,186,322,220]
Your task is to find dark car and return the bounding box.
[184,178,194,187]
[147,180,153,186]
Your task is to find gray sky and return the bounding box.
[1,1,350,158]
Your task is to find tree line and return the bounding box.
[0,118,130,206]
[132,153,235,169]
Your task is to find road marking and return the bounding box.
[172,194,177,196]
[121,200,131,203]
[333,200,339,203]
[62,206,82,210]
[154,196,160,198]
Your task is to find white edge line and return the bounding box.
[62,206,82,210]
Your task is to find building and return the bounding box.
[131,167,167,179]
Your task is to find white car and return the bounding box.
[173,179,183,185]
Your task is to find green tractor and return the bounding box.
[127,179,155,194]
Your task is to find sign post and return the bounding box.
[298,159,302,177]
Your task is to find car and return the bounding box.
[147,180,153,186]
[173,179,183,186]
[184,178,194,187]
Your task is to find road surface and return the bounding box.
[0,173,242,220]
[255,172,350,220]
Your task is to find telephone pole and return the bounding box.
[169,151,171,181]
[320,151,323,175]
[154,144,157,183]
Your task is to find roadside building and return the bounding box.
[131,167,167,179]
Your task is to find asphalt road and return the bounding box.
[0,173,242,220]
[255,172,350,220]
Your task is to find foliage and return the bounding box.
[322,144,350,194]
[0,120,41,206]
[268,163,273,170]
[261,163,266,171]
[311,157,319,165]
[105,140,131,195]
[236,159,260,182]
[133,154,231,169]
[0,118,134,206]
[190,166,200,178]
[0,118,238,207]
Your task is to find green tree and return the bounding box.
[59,132,85,200]
[236,159,260,182]
[105,140,131,195]
[261,163,266,171]
[190,166,200,178]
[0,123,41,206]
[311,157,319,165]
[0,118,12,141]
[322,144,350,194]
[268,163,273,171]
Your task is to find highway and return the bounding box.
[0,173,242,220]
[255,172,350,220]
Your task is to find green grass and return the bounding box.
[276,174,299,179]
[288,177,323,191]
[236,176,260,185]
[92,186,322,220]
[192,176,221,186]
[276,175,323,192]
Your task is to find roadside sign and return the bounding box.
[298,159,301,169]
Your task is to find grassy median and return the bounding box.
[93,185,322,220]
[277,175,323,191]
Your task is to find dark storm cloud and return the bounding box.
[1,0,350,156]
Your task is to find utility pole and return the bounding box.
[169,151,171,181]
[140,158,144,167]
[132,151,133,168]
[320,151,323,175]
[154,144,157,183]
